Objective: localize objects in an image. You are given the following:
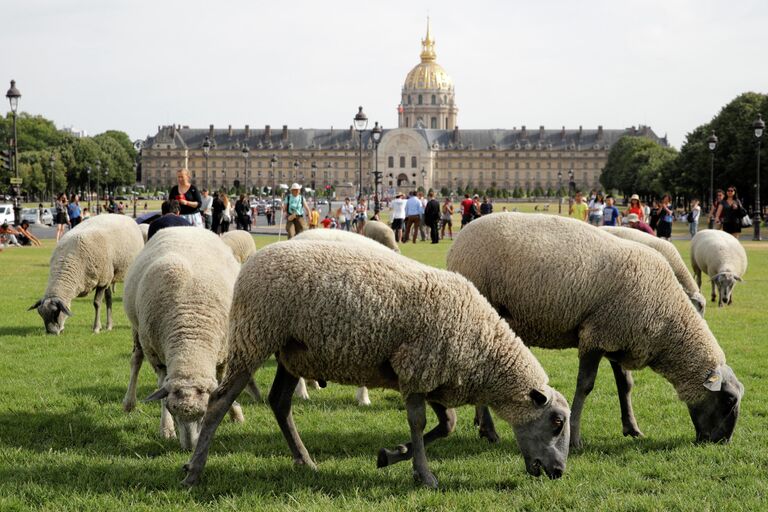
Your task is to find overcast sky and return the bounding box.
[3,0,766,148]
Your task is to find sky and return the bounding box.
[3,0,767,148]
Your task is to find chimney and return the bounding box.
[578,125,583,139]
[157,125,161,133]
[521,125,527,139]
[453,125,460,143]
[539,125,545,139]
[597,125,604,139]
[228,125,233,136]
[171,125,176,136]
[349,125,354,137]
[282,125,288,141]
[209,124,214,137]
[560,126,566,139]
[245,124,250,138]
[264,124,271,139]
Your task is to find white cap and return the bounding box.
[290,183,301,191]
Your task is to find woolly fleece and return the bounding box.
[363,220,400,252]
[690,230,748,281]
[221,230,257,263]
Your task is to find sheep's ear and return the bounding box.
[27,299,42,311]
[703,369,723,392]
[54,299,73,317]
[144,388,170,402]
[529,388,551,407]
[735,276,743,282]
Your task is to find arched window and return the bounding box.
[431,95,436,105]
[418,94,423,105]
[431,117,437,129]
[388,156,394,168]
[411,156,417,168]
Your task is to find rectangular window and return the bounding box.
[411,156,417,168]
[400,156,406,168]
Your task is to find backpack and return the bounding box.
[686,211,694,223]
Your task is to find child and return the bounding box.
[602,195,621,226]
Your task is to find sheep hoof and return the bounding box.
[413,470,438,489]
[122,399,136,413]
[623,426,644,438]
[229,408,245,424]
[570,436,583,450]
[294,457,317,471]
[479,428,500,444]
[181,464,199,487]
[358,398,372,406]
[93,327,101,334]
[161,427,176,440]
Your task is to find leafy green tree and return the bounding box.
[600,136,677,198]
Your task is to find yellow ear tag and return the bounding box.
[707,374,720,383]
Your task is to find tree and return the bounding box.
[600,135,678,198]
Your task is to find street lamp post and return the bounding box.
[133,139,143,219]
[270,154,277,224]
[202,136,211,190]
[707,131,718,229]
[86,166,92,212]
[568,168,575,198]
[353,106,368,200]
[371,122,383,213]
[557,170,563,214]
[311,161,317,207]
[6,80,21,225]
[241,144,250,196]
[95,160,101,214]
[753,114,765,241]
[326,162,333,215]
[49,154,56,207]
[104,165,109,211]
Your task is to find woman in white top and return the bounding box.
[354,198,367,234]
[587,194,605,226]
[340,198,355,231]
[390,193,407,242]
[688,199,701,238]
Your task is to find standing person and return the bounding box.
[340,197,355,231]
[218,193,232,234]
[169,168,203,227]
[283,183,310,239]
[569,191,588,221]
[602,195,621,226]
[235,194,250,231]
[715,186,745,239]
[423,191,441,244]
[417,191,428,241]
[200,189,213,230]
[587,193,604,226]
[440,197,454,240]
[265,205,273,227]
[688,199,701,238]
[54,193,69,243]
[656,194,674,240]
[67,194,82,228]
[211,191,224,233]
[480,196,493,216]
[309,206,320,229]
[460,194,474,227]
[472,195,482,221]
[404,191,422,243]
[648,200,661,233]
[355,198,367,234]
[390,193,407,242]
[710,189,725,228]
[625,194,645,222]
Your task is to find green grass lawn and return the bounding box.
[1,233,767,511]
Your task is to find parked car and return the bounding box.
[21,207,54,226]
[0,204,14,225]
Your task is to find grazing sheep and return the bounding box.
[601,225,706,315]
[363,220,400,252]
[138,223,150,243]
[691,230,748,307]
[29,214,144,334]
[182,240,571,488]
[447,213,743,448]
[292,228,398,405]
[221,230,257,263]
[122,227,259,450]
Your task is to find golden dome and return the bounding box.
[403,19,453,91]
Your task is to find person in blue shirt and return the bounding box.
[147,200,191,240]
[602,195,621,226]
[67,194,82,228]
[404,191,422,243]
[283,183,311,239]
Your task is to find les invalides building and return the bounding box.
[140,21,666,198]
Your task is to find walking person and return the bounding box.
[200,189,213,230]
[688,199,701,238]
[354,198,367,234]
[715,186,745,239]
[424,191,441,244]
[67,194,82,228]
[340,197,355,231]
[417,191,428,241]
[309,206,320,229]
[440,197,454,240]
[218,192,232,234]
[169,168,203,227]
[588,193,604,226]
[656,194,674,240]
[54,193,69,242]
[211,191,224,233]
[404,191,422,243]
[390,193,407,242]
[569,191,588,222]
[283,183,310,239]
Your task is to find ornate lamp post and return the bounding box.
[104,165,109,210]
[557,170,563,214]
[270,154,278,221]
[353,106,368,200]
[707,131,718,229]
[753,114,765,241]
[6,80,21,225]
[133,139,143,219]
[202,136,211,190]
[568,168,575,198]
[241,143,250,196]
[310,161,317,207]
[371,121,383,212]
[326,162,333,215]
[86,166,92,212]
[49,154,56,207]
[95,159,101,214]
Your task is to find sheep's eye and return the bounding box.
[552,416,564,435]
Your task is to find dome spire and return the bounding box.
[420,17,436,62]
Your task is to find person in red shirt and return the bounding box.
[460,194,475,227]
[320,216,333,228]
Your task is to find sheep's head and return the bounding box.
[509,387,570,479]
[28,297,72,335]
[687,364,743,443]
[145,377,217,450]
[713,272,742,307]
[690,292,707,317]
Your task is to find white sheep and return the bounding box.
[138,222,150,243]
[29,214,144,334]
[182,240,571,488]
[691,230,748,307]
[600,225,706,315]
[220,230,257,263]
[122,227,259,450]
[447,213,743,448]
[291,228,399,406]
[363,220,400,252]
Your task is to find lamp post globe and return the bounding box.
[753,114,765,241]
[707,131,718,229]
[353,106,368,200]
[6,80,22,225]
[557,170,563,214]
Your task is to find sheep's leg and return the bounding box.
[294,377,310,400]
[473,405,500,443]
[377,401,456,470]
[92,286,106,333]
[711,278,717,303]
[609,361,643,438]
[570,351,602,449]
[215,365,247,422]
[355,386,371,406]
[694,267,702,288]
[182,368,252,486]
[122,329,144,412]
[156,368,175,440]
[404,393,438,489]
[104,284,113,331]
[245,377,262,402]
[269,362,316,468]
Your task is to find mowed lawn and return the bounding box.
[1,230,767,511]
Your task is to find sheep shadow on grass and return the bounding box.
[0,325,46,337]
